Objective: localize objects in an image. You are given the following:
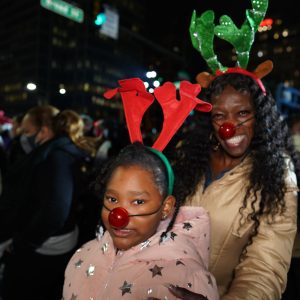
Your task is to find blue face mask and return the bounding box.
[20,133,38,153]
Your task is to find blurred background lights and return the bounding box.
[257,50,264,57]
[146,71,157,78]
[258,18,273,32]
[59,88,66,94]
[282,29,289,37]
[144,81,149,89]
[26,83,37,91]
[94,12,106,26]
[153,80,160,87]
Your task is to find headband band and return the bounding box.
[148,147,174,195]
[215,67,266,95]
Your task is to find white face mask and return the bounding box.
[292,133,300,152]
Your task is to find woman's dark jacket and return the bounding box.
[0,135,89,252]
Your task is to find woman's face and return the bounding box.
[21,115,39,137]
[211,85,255,158]
[101,165,172,251]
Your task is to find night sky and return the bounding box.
[143,0,297,80]
[145,0,297,45]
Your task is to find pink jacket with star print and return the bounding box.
[63,206,219,300]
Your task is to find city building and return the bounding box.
[0,0,299,118]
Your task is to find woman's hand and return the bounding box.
[147,284,209,300]
[168,284,208,300]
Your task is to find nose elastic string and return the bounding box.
[236,116,254,128]
[103,202,165,229]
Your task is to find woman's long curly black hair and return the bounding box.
[94,141,182,240]
[173,73,300,249]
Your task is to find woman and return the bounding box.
[171,73,299,299]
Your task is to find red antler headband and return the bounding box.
[189,0,273,95]
[104,78,212,152]
[103,78,211,228]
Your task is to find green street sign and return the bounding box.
[41,0,84,23]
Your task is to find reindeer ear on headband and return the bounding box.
[190,0,272,94]
[196,72,215,88]
[196,60,274,89]
[103,78,212,152]
[253,60,273,79]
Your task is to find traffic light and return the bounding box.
[94,12,106,26]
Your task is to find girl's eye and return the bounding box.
[105,195,117,203]
[133,199,145,205]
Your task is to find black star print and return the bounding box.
[149,264,163,277]
[183,222,192,231]
[176,260,185,266]
[206,274,213,286]
[170,232,177,240]
[119,281,132,296]
[74,259,83,268]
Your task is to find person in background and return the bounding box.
[63,142,219,300]
[0,108,95,300]
[20,105,60,154]
[5,113,26,166]
[287,114,300,155]
[168,73,299,300]
[0,105,59,256]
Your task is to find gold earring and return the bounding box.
[209,132,220,151]
[213,143,220,151]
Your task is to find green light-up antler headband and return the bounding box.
[189,0,273,93]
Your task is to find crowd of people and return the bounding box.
[0,105,128,299]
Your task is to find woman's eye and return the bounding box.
[212,114,223,121]
[133,199,145,205]
[239,110,253,117]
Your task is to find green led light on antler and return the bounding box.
[190,10,226,74]
[190,0,269,74]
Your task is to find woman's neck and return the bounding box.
[209,150,248,180]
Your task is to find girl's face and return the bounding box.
[211,85,255,158]
[101,165,174,251]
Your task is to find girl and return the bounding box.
[63,142,219,300]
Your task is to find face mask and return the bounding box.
[103,128,109,138]
[20,133,38,154]
[292,133,300,152]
